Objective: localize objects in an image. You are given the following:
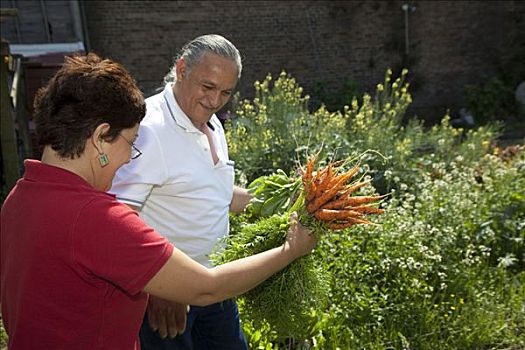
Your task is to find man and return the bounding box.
[110,34,251,349]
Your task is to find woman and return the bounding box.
[0,53,316,349]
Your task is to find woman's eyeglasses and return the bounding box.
[119,134,142,159]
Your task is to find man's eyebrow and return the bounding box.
[201,79,235,92]
[200,79,216,86]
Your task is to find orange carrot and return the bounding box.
[348,217,376,225]
[307,168,327,203]
[345,193,389,206]
[320,190,353,209]
[350,205,385,214]
[313,163,336,199]
[304,155,317,182]
[312,168,325,189]
[325,217,375,229]
[333,162,361,186]
[324,163,361,192]
[325,221,355,230]
[307,166,368,208]
[302,157,316,199]
[342,180,371,195]
[314,208,362,221]
[307,181,318,203]
[307,181,344,213]
[307,174,369,213]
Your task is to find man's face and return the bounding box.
[175,52,238,127]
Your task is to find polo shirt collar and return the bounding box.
[22,159,92,188]
[162,83,204,133]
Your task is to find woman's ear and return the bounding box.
[91,123,111,153]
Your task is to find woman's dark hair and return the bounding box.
[34,52,146,159]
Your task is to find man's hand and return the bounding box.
[147,296,189,338]
[229,186,252,214]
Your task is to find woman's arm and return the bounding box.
[143,215,315,306]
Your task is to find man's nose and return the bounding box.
[208,91,223,109]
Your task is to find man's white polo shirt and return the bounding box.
[110,83,234,267]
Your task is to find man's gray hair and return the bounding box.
[164,34,242,84]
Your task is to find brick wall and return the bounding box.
[78,1,525,122]
[407,1,525,121]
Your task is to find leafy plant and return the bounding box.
[310,77,360,112]
[226,72,315,183]
[464,77,517,125]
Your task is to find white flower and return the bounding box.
[497,254,517,268]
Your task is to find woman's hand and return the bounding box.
[284,212,317,259]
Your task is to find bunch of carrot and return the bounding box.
[301,154,387,229]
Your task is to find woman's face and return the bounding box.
[97,124,140,192]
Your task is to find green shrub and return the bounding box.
[0,323,6,349]
[464,77,517,125]
[226,68,501,194]
[310,77,360,112]
[226,72,309,183]
[225,71,347,185]
[223,68,524,349]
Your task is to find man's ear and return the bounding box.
[176,59,187,81]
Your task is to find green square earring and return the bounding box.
[98,153,109,167]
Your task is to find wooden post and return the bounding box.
[1,39,22,192]
[10,55,33,159]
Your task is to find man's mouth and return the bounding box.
[200,103,217,112]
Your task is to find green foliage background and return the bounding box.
[223,69,525,349]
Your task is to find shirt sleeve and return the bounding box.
[73,196,174,295]
[110,121,168,208]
